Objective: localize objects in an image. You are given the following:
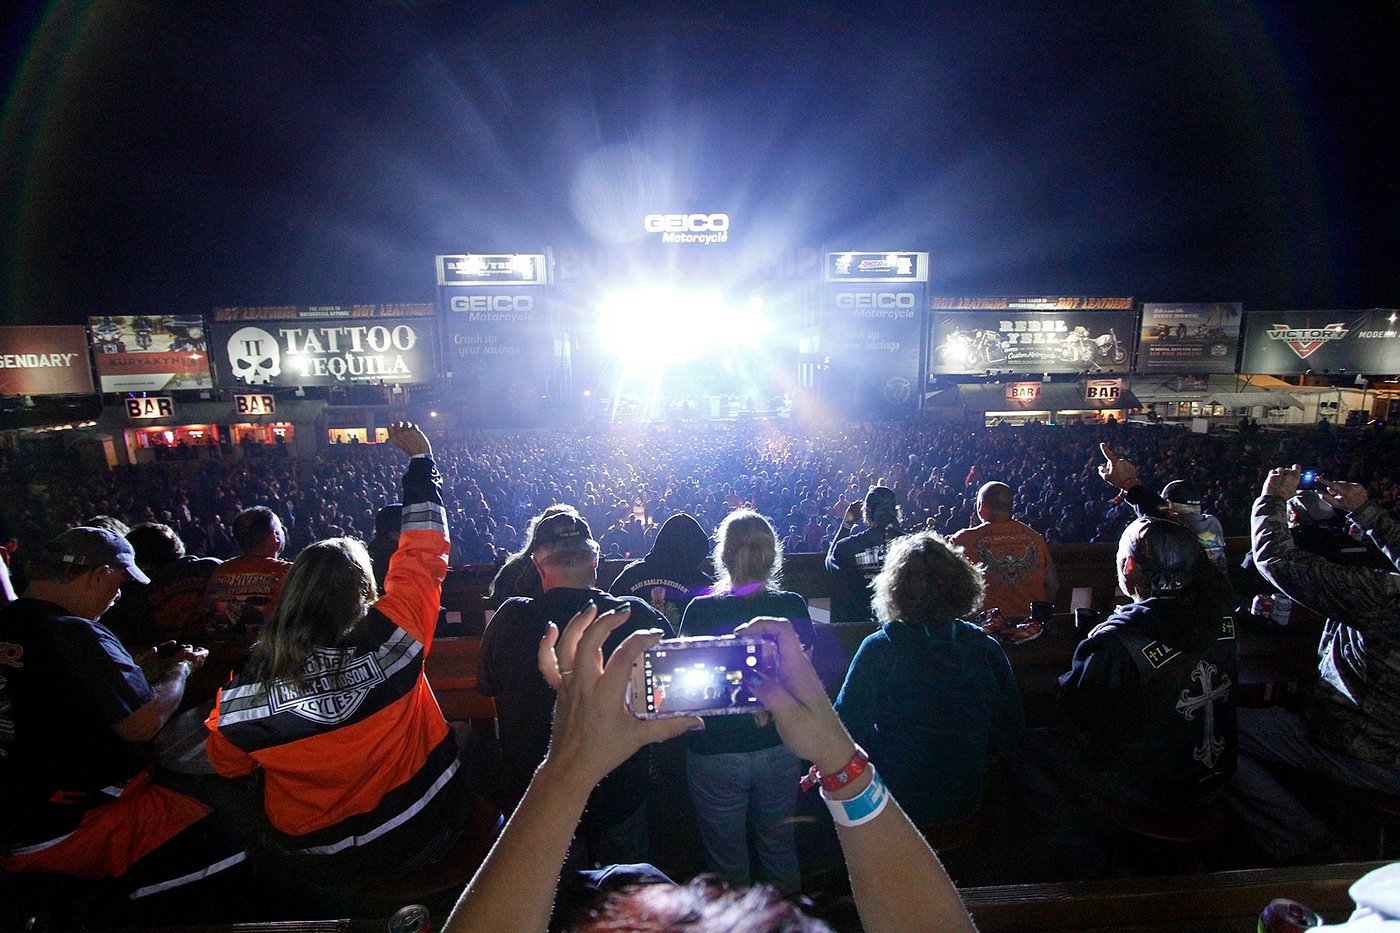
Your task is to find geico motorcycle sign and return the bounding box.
[210,318,436,388]
[1241,309,1400,374]
[643,213,729,244]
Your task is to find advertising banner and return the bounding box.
[826,252,929,283]
[0,325,95,395]
[1136,302,1242,373]
[1241,309,1400,375]
[88,315,213,392]
[209,314,438,389]
[929,309,1136,375]
[821,281,925,413]
[440,284,555,419]
[436,254,547,287]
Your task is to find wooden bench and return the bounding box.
[960,860,1383,932]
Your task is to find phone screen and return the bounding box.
[635,637,772,717]
[1300,470,1320,491]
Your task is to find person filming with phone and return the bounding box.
[1228,464,1400,863]
[444,609,976,933]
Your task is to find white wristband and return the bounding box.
[821,764,889,827]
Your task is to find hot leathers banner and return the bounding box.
[1241,309,1400,375]
[821,283,925,414]
[209,316,437,389]
[930,310,1136,375]
[439,285,554,421]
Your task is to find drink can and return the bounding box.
[1252,594,1275,618]
[1272,595,1292,626]
[1258,898,1323,932]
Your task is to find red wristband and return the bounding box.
[800,744,869,793]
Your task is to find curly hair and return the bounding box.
[870,530,985,628]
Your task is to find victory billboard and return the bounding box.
[88,314,213,392]
[1241,309,1400,375]
[209,306,437,388]
[0,325,95,396]
[929,303,1136,375]
[1136,302,1242,374]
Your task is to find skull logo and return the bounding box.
[227,327,281,386]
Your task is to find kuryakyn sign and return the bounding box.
[88,315,213,392]
[209,307,437,388]
[929,298,1135,375]
[1136,302,1243,374]
[1241,309,1400,375]
[0,326,95,396]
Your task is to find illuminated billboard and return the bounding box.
[1137,302,1242,374]
[1241,309,1400,375]
[88,315,213,392]
[0,326,95,395]
[929,300,1135,375]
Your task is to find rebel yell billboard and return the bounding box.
[88,315,213,392]
[209,315,437,388]
[929,305,1136,375]
[0,326,95,396]
[1241,309,1400,375]
[1137,302,1242,374]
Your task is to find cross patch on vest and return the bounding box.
[269,648,386,725]
[1141,641,1180,669]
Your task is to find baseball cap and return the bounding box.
[533,512,593,548]
[1160,480,1203,509]
[864,486,898,510]
[42,527,151,584]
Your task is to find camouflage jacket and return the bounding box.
[1252,495,1400,769]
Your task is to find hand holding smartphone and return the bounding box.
[627,635,778,719]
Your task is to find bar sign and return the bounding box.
[235,393,276,415]
[125,396,173,420]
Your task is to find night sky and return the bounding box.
[1,0,1397,325]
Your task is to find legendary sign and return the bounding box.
[1241,309,1400,375]
[88,315,213,392]
[1137,303,1242,374]
[0,326,94,396]
[210,316,437,388]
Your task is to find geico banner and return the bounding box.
[210,318,438,388]
[823,283,925,411]
[89,315,213,392]
[1137,302,1242,374]
[930,310,1136,375]
[440,285,551,365]
[1241,309,1400,375]
[0,326,95,396]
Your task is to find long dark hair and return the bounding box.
[245,537,377,686]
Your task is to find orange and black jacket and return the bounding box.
[206,456,453,850]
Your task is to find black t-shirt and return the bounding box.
[825,527,894,623]
[478,586,673,824]
[0,598,155,845]
[679,590,814,756]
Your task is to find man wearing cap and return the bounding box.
[1227,465,1400,862]
[478,509,674,866]
[826,486,904,624]
[950,481,1059,619]
[1097,444,1226,569]
[0,527,245,901]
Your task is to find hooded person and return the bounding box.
[1160,480,1227,570]
[607,512,713,627]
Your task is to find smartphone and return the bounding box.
[1299,470,1322,491]
[628,635,778,720]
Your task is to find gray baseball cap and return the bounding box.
[43,526,151,584]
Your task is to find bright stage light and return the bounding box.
[596,287,774,362]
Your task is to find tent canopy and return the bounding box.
[1203,391,1303,410]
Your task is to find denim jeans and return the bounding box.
[686,744,802,894]
[1227,706,1400,860]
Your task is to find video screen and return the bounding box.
[639,640,767,715]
